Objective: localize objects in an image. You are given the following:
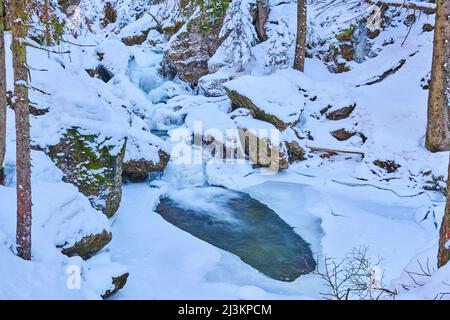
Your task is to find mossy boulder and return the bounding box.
[161,13,226,84]
[101,272,129,299]
[285,141,306,163]
[123,150,170,182]
[60,230,112,260]
[335,26,356,42]
[225,88,291,130]
[47,128,126,218]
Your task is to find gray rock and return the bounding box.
[161,13,226,84]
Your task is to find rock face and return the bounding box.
[101,273,130,299]
[162,14,226,84]
[253,0,270,42]
[48,128,126,218]
[60,230,113,260]
[123,150,170,182]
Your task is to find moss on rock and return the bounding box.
[47,128,126,218]
[285,141,306,163]
[335,26,355,42]
[161,13,226,84]
[60,230,112,260]
[225,88,290,130]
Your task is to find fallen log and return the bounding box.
[366,0,436,13]
[356,59,406,87]
[308,146,365,156]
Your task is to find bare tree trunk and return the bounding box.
[11,0,31,260]
[425,0,450,152]
[44,0,51,46]
[0,0,7,185]
[293,0,306,72]
[438,155,450,267]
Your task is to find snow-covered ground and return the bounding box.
[0,0,449,299]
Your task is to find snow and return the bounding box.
[1,0,450,300]
[224,70,308,126]
[0,148,126,299]
[118,13,156,39]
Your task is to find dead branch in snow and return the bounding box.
[308,146,365,157]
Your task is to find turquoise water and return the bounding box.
[155,187,316,282]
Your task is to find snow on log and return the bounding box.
[366,0,436,12]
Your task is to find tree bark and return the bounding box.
[0,0,7,184]
[425,0,450,152]
[293,0,306,72]
[11,0,32,260]
[44,0,51,46]
[438,155,450,267]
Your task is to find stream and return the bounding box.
[155,187,316,282]
[127,47,318,283]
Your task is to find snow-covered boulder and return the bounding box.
[47,128,126,218]
[123,135,170,183]
[119,13,157,46]
[234,115,289,170]
[198,68,235,97]
[184,105,242,159]
[86,40,134,83]
[60,230,112,259]
[282,128,307,163]
[224,71,307,130]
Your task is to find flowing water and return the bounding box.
[155,187,316,282]
[127,51,317,283]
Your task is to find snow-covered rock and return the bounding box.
[162,12,226,84]
[224,70,307,130]
[234,115,289,170]
[119,13,157,46]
